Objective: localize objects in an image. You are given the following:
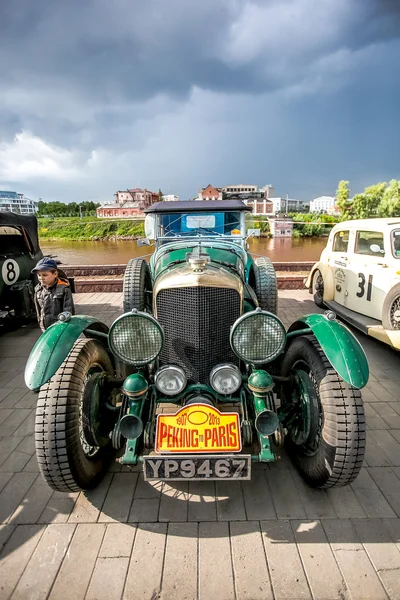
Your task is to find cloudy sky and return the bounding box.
[0,0,399,203]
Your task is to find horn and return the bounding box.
[119,414,143,440]
[255,410,279,436]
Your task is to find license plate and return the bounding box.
[143,455,251,481]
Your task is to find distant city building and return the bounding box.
[269,217,294,237]
[0,191,38,214]
[310,196,336,213]
[258,185,275,198]
[162,194,179,202]
[223,184,258,195]
[271,197,305,214]
[326,204,340,216]
[97,187,158,218]
[115,188,158,209]
[242,197,274,215]
[223,184,275,198]
[198,185,223,201]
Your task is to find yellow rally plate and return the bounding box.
[155,404,241,453]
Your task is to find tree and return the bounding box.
[158,188,163,201]
[336,180,352,220]
[378,180,400,217]
[352,182,386,219]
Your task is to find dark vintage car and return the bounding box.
[0,212,43,327]
[25,200,368,492]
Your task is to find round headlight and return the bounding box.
[210,363,242,395]
[155,365,187,396]
[109,311,163,365]
[230,309,286,364]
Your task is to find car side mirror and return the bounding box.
[137,238,152,247]
[370,244,383,254]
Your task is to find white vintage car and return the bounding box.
[306,218,400,349]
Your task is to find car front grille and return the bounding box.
[156,287,241,384]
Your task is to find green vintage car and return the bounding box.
[25,200,368,492]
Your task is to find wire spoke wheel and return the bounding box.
[389,297,400,329]
[78,365,104,458]
[285,367,322,453]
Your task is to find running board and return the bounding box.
[324,301,381,335]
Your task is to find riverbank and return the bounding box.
[38,214,338,241]
[38,217,145,241]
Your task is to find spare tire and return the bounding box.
[254,256,278,314]
[123,258,152,313]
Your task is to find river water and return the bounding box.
[40,236,327,265]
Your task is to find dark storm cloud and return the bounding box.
[0,0,400,202]
[1,0,400,103]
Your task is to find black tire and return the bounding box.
[281,335,366,488]
[254,257,278,314]
[35,338,115,492]
[123,258,152,313]
[312,269,324,308]
[382,283,400,330]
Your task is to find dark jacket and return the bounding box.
[34,278,75,331]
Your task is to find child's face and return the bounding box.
[38,270,58,288]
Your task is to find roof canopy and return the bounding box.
[0,212,41,254]
[145,200,252,214]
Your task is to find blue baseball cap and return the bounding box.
[31,257,58,273]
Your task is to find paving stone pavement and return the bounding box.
[0,290,400,600]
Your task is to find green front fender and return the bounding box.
[287,314,369,389]
[25,315,110,391]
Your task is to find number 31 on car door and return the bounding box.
[347,266,387,321]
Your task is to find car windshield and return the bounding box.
[392,230,400,257]
[158,211,242,238]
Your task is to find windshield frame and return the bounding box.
[154,210,247,247]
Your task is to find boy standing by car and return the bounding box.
[32,257,75,331]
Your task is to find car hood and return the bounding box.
[152,240,248,281]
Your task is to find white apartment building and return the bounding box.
[309,196,336,213]
[0,191,38,214]
[162,195,179,202]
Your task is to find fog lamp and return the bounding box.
[210,363,242,395]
